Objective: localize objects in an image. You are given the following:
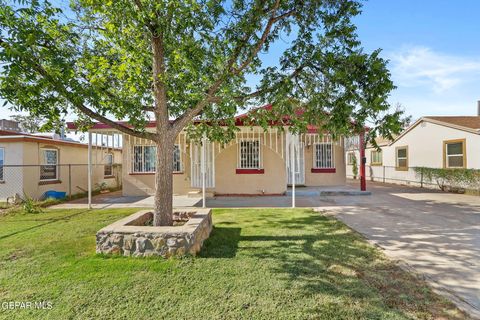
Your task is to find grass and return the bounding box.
[0,208,466,319]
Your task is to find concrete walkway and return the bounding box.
[321,181,480,319]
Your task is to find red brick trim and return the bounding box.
[235,169,265,174]
[311,168,336,173]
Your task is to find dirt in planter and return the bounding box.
[141,211,196,226]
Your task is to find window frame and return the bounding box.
[395,146,408,171]
[131,145,183,174]
[347,152,356,165]
[370,149,383,166]
[313,142,335,169]
[443,139,466,169]
[237,139,262,170]
[173,144,182,173]
[104,153,114,177]
[40,148,59,181]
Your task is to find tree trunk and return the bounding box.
[153,136,174,226]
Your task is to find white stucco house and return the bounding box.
[346,114,480,185]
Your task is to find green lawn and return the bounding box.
[0,208,465,319]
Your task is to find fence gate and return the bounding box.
[286,133,305,185]
[190,140,215,188]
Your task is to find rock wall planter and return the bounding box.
[96,209,212,258]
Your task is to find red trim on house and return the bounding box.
[235,168,265,174]
[311,168,336,173]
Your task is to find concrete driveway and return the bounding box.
[322,181,480,319]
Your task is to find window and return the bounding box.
[132,145,182,173]
[371,150,383,165]
[0,148,4,181]
[395,146,408,170]
[238,140,261,169]
[444,139,465,168]
[40,149,58,180]
[104,153,113,176]
[173,145,182,172]
[347,152,356,165]
[314,143,334,168]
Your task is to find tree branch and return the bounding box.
[6,46,156,140]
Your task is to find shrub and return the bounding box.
[414,167,480,191]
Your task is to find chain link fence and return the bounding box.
[0,163,122,203]
[346,164,480,194]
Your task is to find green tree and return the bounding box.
[0,0,402,226]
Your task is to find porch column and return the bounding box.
[87,131,92,209]
[291,133,296,208]
[201,134,206,208]
[359,131,366,191]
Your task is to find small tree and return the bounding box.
[0,0,402,226]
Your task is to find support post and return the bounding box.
[291,134,296,208]
[68,164,72,199]
[201,135,206,208]
[88,132,92,209]
[359,131,366,191]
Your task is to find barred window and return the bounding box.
[173,145,182,172]
[132,145,182,173]
[104,153,113,176]
[314,143,334,168]
[347,152,356,165]
[0,148,4,181]
[40,149,58,180]
[238,140,261,169]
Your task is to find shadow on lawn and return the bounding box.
[199,226,241,258]
[200,210,462,319]
[0,209,92,241]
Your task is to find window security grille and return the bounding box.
[40,149,58,180]
[132,145,182,173]
[314,143,334,168]
[104,153,113,176]
[238,140,261,169]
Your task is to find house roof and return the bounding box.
[423,116,480,130]
[389,116,480,146]
[67,104,356,134]
[0,129,93,148]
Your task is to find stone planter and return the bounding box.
[96,209,212,258]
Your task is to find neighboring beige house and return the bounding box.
[69,107,348,197]
[0,130,122,200]
[346,115,480,184]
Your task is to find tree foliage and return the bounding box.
[0,0,401,143]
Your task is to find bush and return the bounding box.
[414,167,480,191]
[22,192,42,214]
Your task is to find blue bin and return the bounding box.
[44,190,67,200]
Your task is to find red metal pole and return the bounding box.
[359,131,366,191]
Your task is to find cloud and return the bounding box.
[387,46,480,93]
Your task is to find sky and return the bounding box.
[1,0,480,123]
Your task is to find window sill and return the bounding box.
[39,179,61,185]
[104,175,115,179]
[173,171,184,175]
[236,169,265,174]
[370,163,383,166]
[311,168,336,173]
[395,167,408,171]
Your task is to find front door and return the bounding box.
[286,134,305,185]
[190,141,215,188]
